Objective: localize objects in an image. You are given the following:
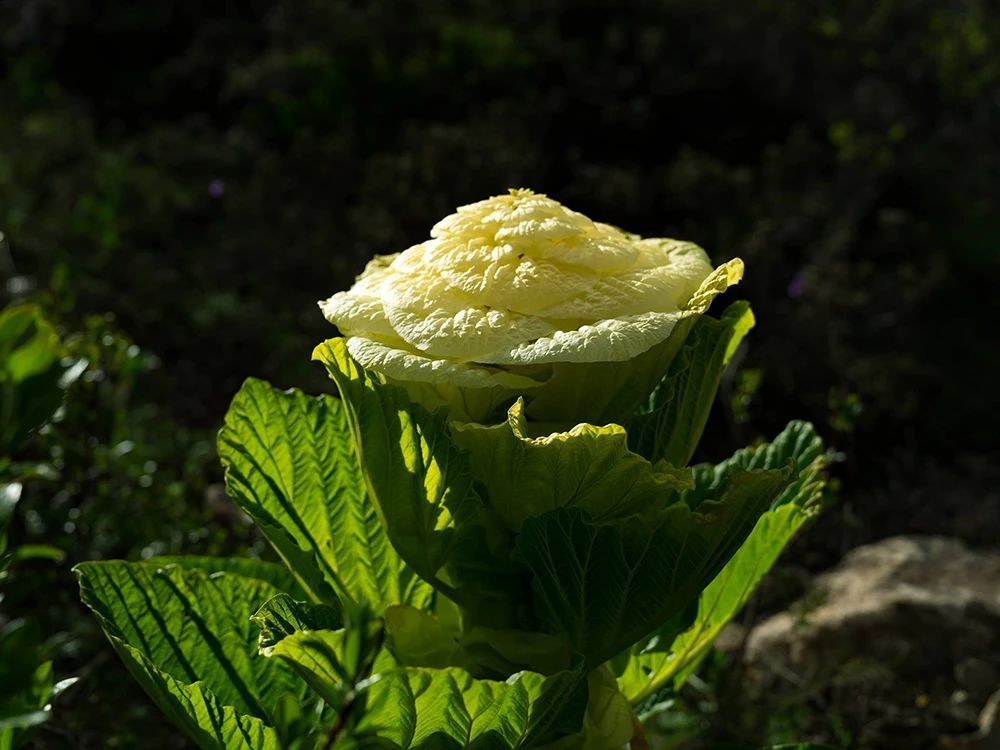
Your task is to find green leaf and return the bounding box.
[95,653,279,750]
[354,657,589,749]
[0,304,69,456]
[312,340,476,583]
[514,463,793,668]
[521,314,698,429]
[384,605,572,676]
[628,301,755,466]
[451,399,692,533]
[314,339,524,623]
[251,595,352,707]
[9,544,63,563]
[544,666,633,750]
[618,422,827,702]
[251,590,590,748]
[146,555,309,601]
[252,594,344,652]
[384,605,473,672]
[518,259,745,428]
[704,420,826,512]
[219,377,431,612]
[458,627,573,678]
[270,692,322,750]
[76,559,311,750]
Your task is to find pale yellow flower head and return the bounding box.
[319,188,743,423]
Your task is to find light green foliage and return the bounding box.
[617,422,827,703]
[254,593,590,750]
[385,604,572,675]
[628,301,754,466]
[353,656,589,749]
[384,604,477,671]
[514,465,791,668]
[452,399,692,533]
[219,378,432,611]
[558,667,634,750]
[149,556,309,600]
[314,338,526,624]
[76,559,315,749]
[312,339,477,585]
[78,297,827,748]
[520,314,697,429]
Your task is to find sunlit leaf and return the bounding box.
[628,301,754,466]
[219,378,431,612]
[514,463,792,668]
[618,422,827,702]
[76,559,311,750]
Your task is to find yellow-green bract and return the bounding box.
[320,188,743,424]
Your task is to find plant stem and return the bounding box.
[630,715,649,750]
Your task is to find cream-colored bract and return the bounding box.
[320,188,742,377]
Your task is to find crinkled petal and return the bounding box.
[488,259,744,365]
[381,269,558,361]
[345,337,546,390]
[319,291,399,341]
[319,189,744,400]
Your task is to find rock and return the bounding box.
[955,659,998,699]
[937,689,1000,750]
[743,536,1000,749]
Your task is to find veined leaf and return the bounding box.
[312,339,477,583]
[537,667,634,750]
[97,651,279,750]
[628,301,754,466]
[451,399,692,532]
[76,560,311,750]
[251,594,350,706]
[522,314,698,428]
[354,657,589,749]
[253,594,343,652]
[514,463,793,668]
[219,377,431,612]
[618,422,826,702]
[146,555,308,600]
[314,339,524,622]
[252,592,589,749]
[384,605,473,672]
[695,420,826,512]
[384,605,572,676]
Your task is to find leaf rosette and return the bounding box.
[75,190,829,750]
[320,188,743,425]
[306,189,823,745]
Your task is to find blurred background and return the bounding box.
[1,1,998,748]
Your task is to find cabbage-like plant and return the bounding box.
[77,190,830,750]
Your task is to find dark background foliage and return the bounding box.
[1,1,997,747]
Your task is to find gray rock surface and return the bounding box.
[743,536,1000,749]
